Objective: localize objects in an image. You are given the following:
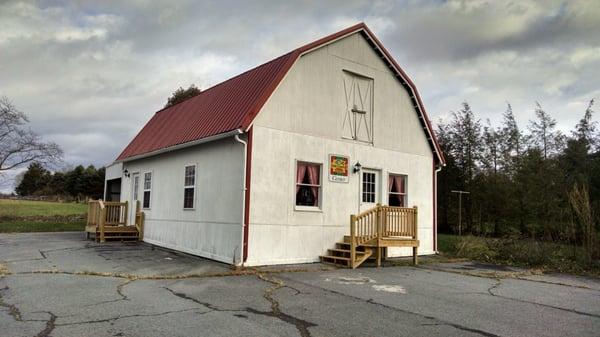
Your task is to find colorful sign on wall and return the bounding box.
[329,154,349,183]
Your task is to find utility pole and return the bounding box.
[451,190,470,236]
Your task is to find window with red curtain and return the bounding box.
[388,174,406,207]
[296,162,321,207]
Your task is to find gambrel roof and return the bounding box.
[117,23,445,165]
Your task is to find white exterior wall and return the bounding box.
[246,32,435,266]
[105,162,123,181]
[120,137,245,264]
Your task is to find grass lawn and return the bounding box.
[0,220,86,232]
[0,199,87,233]
[0,199,87,217]
[438,233,600,277]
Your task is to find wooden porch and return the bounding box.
[85,200,145,242]
[320,204,419,269]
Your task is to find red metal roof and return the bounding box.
[117,23,445,164]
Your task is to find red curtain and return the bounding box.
[396,175,405,194]
[306,165,320,202]
[296,163,307,193]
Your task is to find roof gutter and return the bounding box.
[116,129,244,163]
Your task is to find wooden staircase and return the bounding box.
[88,225,140,241]
[320,204,419,269]
[86,200,145,242]
[320,241,373,268]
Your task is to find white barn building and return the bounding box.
[104,23,445,267]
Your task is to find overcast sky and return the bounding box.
[1,0,599,192]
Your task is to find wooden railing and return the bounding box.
[87,200,142,242]
[134,200,145,240]
[104,201,128,226]
[381,205,418,238]
[350,204,418,268]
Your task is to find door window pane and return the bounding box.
[362,172,376,203]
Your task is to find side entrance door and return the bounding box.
[360,168,380,213]
[129,173,140,226]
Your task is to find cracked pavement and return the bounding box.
[1,232,599,337]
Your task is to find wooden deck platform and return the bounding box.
[86,200,144,242]
[320,205,419,268]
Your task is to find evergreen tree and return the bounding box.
[573,99,597,152]
[15,162,50,196]
[528,102,563,159]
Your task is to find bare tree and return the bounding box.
[0,96,62,172]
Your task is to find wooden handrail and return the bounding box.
[349,204,418,268]
[87,200,134,242]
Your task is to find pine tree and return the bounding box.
[573,99,597,153]
[528,102,563,159]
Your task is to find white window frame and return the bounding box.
[294,160,323,212]
[388,173,407,207]
[132,173,140,202]
[142,171,152,209]
[361,170,378,204]
[183,164,196,210]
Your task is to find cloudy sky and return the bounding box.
[1,0,599,192]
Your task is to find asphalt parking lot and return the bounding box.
[1,232,599,337]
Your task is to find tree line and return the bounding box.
[15,162,105,201]
[436,100,598,251]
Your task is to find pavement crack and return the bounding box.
[487,280,502,296]
[486,281,600,318]
[38,250,47,259]
[286,277,499,337]
[0,286,22,321]
[11,266,318,281]
[116,279,133,300]
[56,308,199,326]
[35,311,56,337]
[254,274,317,337]
[163,286,238,313]
[84,279,135,307]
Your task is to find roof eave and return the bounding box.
[116,129,244,164]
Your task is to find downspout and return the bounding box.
[234,132,247,267]
[434,163,443,253]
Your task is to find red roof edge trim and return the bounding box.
[240,22,445,165]
[116,23,445,165]
[360,25,446,165]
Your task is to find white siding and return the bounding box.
[105,162,123,180]
[121,137,245,264]
[246,32,435,266]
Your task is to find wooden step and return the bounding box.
[100,236,139,240]
[321,255,350,261]
[335,242,368,251]
[320,255,351,267]
[327,248,367,258]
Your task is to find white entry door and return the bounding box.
[360,169,380,212]
[129,173,140,226]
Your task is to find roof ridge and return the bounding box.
[116,23,445,164]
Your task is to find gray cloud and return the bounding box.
[1,0,599,192]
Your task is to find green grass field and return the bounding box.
[0,199,87,233]
[0,220,86,232]
[0,199,87,217]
